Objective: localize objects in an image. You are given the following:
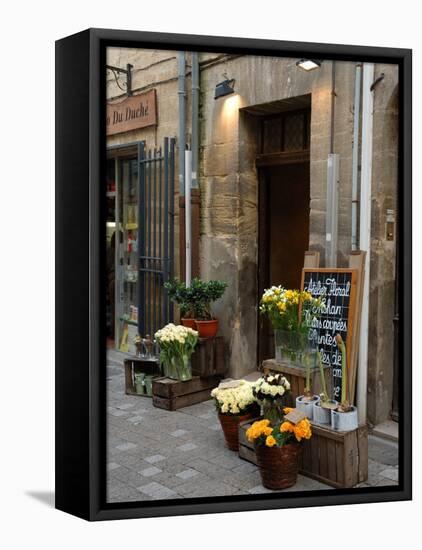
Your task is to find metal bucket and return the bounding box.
[295,395,319,420]
[331,406,358,431]
[313,400,338,425]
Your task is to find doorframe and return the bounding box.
[256,152,310,366]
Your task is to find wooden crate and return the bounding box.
[191,336,226,377]
[124,357,162,397]
[152,375,221,411]
[238,417,260,465]
[262,359,332,407]
[298,423,368,488]
[238,418,368,488]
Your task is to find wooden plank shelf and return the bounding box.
[262,358,332,406]
[238,417,368,489]
[152,375,221,411]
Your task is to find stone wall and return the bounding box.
[366,65,399,425]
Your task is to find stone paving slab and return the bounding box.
[106,361,399,503]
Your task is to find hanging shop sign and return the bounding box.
[301,268,358,401]
[106,89,157,136]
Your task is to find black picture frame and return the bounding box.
[55,28,412,521]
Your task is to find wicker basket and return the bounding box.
[218,411,257,451]
[255,443,301,490]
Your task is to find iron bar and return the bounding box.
[158,146,163,330]
[163,137,169,324]
[137,141,146,337]
[169,138,175,321]
[153,147,157,336]
[147,148,152,336]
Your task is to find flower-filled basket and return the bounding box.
[246,408,312,490]
[211,380,258,451]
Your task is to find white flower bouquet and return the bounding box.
[253,374,292,425]
[155,323,198,381]
[211,380,257,415]
[253,374,291,401]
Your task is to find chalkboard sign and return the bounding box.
[301,269,358,401]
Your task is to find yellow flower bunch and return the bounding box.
[260,287,320,332]
[284,289,300,304]
[246,419,273,442]
[280,418,312,442]
[247,409,313,448]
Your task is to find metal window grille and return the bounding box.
[261,109,310,154]
[137,138,175,338]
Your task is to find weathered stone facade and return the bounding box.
[106,48,398,426]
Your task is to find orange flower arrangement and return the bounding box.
[246,408,312,447]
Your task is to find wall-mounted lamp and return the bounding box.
[296,59,322,72]
[214,78,235,100]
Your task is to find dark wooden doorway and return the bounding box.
[258,160,310,363]
[256,106,311,365]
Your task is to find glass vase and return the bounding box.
[274,329,317,369]
[163,354,192,381]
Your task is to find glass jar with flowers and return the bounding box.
[154,323,198,381]
[252,374,291,426]
[246,409,313,490]
[260,287,322,367]
[211,380,259,451]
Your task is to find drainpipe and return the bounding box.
[191,52,199,190]
[357,63,375,425]
[178,52,186,196]
[185,149,192,286]
[325,61,339,267]
[351,64,362,250]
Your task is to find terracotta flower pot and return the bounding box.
[195,319,219,338]
[255,443,301,490]
[218,411,256,451]
[181,318,197,330]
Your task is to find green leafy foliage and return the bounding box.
[164,278,227,320]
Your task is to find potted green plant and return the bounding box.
[246,411,312,490]
[331,334,358,431]
[190,278,228,338]
[211,380,258,451]
[164,279,196,329]
[313,350,338,424]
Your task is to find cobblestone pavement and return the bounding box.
[106,360,399,503]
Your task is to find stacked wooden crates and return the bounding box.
[152,336,226,411]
